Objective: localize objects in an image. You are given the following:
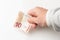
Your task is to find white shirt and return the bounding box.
[46,8,60,32]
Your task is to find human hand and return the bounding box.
[28,7,48,28]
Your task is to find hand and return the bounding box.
[28,7,48,28]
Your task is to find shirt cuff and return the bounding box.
[46,9,53,28]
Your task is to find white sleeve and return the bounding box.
[46,8,60,32]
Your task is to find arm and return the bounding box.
[28,7,60,32]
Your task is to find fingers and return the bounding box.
[27,17,38,25]
[30,23,37,29]
[28,9,38,17]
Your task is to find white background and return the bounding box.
[0,0,60,40]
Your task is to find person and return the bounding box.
[27,7,60,32]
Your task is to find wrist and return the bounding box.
[44,9,48,27]
[43,9,48,27]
